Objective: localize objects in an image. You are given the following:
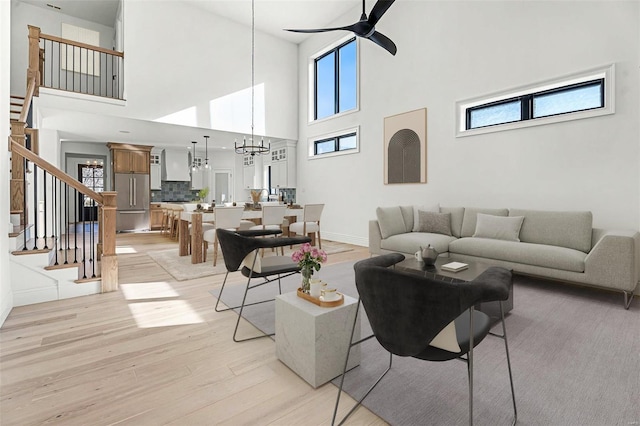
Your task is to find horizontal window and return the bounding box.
[308,127,359,159]
[457,64,615,137]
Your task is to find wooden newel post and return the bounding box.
[27,25,41,96]
[10,123,27,225]
[100,191,118,292]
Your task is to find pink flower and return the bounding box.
[302,243,311,253]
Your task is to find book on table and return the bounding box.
[441,261,469,272]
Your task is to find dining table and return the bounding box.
[179,207,304,264]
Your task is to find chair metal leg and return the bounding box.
[213,250,300,342]
[489,301,518,425]
[623,291,634,309]
[467,307,475,426]
[332,300,390,426]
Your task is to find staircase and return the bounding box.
[7,26,119,307]
[8,226,102,306]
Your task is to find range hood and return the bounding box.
[162,148,191,181]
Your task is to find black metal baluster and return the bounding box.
[58,41,61,90]
[82,193,87,279]
[53,177,59,265]
[90,198,96,278]
[22,158,27,251]
[64,182,69,264]
[73,188,78,263]
[43,170,48,249]
[32,164,38,250]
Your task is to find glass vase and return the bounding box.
[301,265,313,293]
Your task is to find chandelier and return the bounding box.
[235,0,270,157]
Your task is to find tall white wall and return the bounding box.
[1,0,14,326]
[10,1,117,96]
[296,1,640,245]
[10,1,299,141]
[122,1,298,139]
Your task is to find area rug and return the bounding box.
[148,240,353,281]
[214,260,640,426]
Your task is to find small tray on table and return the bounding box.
[297,288,344,307]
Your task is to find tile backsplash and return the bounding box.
[151,181,199,202]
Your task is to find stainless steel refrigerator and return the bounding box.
[115,173,150,232]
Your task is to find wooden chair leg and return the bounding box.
[213,237,219,267]
[317,230,322,249]
[203,242,208,262]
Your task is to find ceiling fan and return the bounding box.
[284,0,397,56]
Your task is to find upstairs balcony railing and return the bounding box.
[29,25,124,100]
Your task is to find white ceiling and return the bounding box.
[19,0,367,148]
[20,0,363,43]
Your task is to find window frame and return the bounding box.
[308,127,360,160]
[308,36,359,123]
[456,64,615,137]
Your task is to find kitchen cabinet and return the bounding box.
[150,203,163,230]
[269,141,296,189]
[110,147,150,174]
[271,161,287,188]
[243,165,256,189]
[150,152,162,190]
[191,168,206,190]
[242,154,263,189]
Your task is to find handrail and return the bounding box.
[40,32,124,58]
[19,77,36,123]
[10,138,104,204]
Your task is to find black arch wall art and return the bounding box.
[383,108,427,184]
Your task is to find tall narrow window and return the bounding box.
[313,38,357,121]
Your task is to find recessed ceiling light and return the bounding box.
[46,3,61,10]
[119,130,130,133]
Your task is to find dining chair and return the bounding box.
[202,206,245,266]
[288,203,324,249]
[332,253,517,426]
[249,205,288,256]
[169,206,183,240]
[215,228,311,342]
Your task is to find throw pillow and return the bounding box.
[376,206,407,239]
[429,321,461,353]
[241,252,262,272]
[473,213,525,242]
[412,203,439,232]
[417,211,452,236]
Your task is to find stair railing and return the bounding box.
[29,25,124,99]
[9,139,119,291]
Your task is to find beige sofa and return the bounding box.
[369,205,640,308]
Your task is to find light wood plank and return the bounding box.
[0,232,383,425]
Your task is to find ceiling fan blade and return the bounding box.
[285,24,355,34]
[368,0,396,26]
[367,30,397,55]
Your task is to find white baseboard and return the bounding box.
[321,232,367,248]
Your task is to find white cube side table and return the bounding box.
[275,292,361,388]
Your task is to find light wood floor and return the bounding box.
[0,232,386,425]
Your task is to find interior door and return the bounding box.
[213,170,232,205]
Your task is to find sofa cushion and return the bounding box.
[399,206,416,233]
[418,211,452,236]
[411,204,439,232]
[461,207,509,237]
[376,206,407,239]
[510,209,592,253]
[439,206,465,237]
[473,213,524,242]
[381,232,455,256]
[449,237,587,272]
